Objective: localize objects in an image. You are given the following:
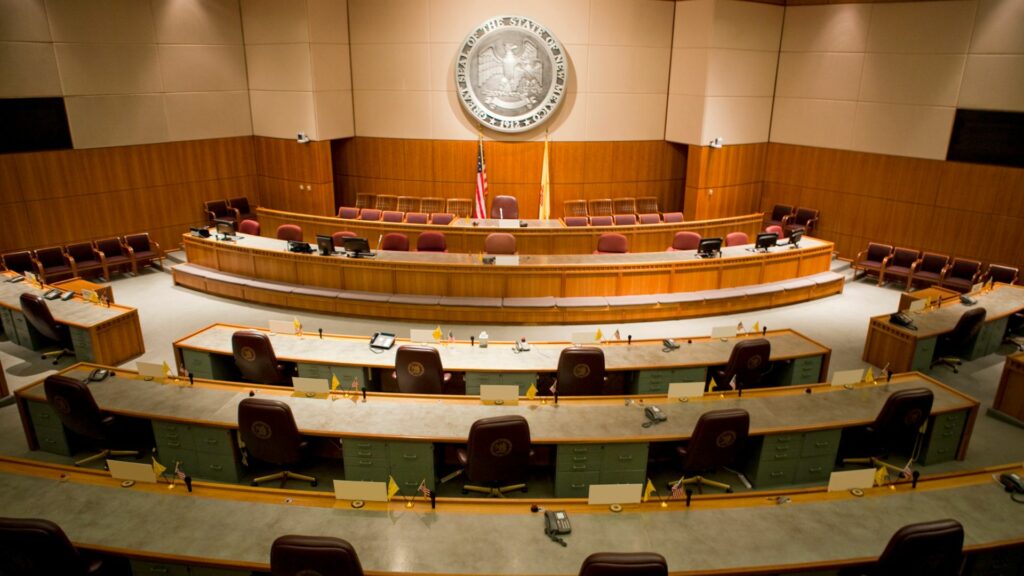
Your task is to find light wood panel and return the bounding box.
[331,138,687,218]
[253,136,335,216]
[685,143,767,221]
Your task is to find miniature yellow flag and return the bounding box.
[331,373,341,391]
[387,475,400,500]
[152,456,167,477]
[525,382,537,400]
[595,328,603,341]
[874,466,888,487]
[643,478,656,503]
[752,321,760,332]
[161,361,171,378]
[432,325,442,341]
[863,367,874,383]
[293,317,302,334]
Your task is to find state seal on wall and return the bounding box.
[455,15,567,133]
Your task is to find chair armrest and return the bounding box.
[230,207,241,221]
[94,249,107,264]
[152,240,163,257]
[940,263,952,280]
[854,249,867,264]
[909,260,921,275]
[805,217,818,231]
[781,214,794,226]
[124,245,135,259]
[207,210,217,222]
[879,254,893,270]
[32,258,45,277]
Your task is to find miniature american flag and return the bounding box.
[174,462,186,481]
[418,479,431,498]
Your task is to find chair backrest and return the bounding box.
[416,231,447,252]
[0,517,91,576]
[276,224,303,241]
[381,210,404,223]
[875,519,964,576]
[2,251,35,273]
[430,213,455,225]
[793,207,818,225]
[20,293,64,343]
[564,199,588,217]
[124,233,155,254]
[613,198,636,215]
[595,233,628,254]
[463,415,531,485]
[919,252,948,273]
[337,206,359,219]
[589,215,614,226]
[565,216,589,227]
[636,197,659,214]
[228,196,251,214]
[395,345,445,394]
[724,339,771,389]
[725,232,749,247]
[238,219,261,235]
[681,408,750,472]
[34,246,66,269]
[891,248,920,267]
[357,209,382,221]
[485,233,516,255]
[662,212,683,223]
[396,196,420,213]
[420,197,446,214]
[405,212,429,224]
[446,198,472,217]
[870,388,934,454]
[232,330,288,385]
[271,535,364,576]
[238,398,305,466]
[374,195,397,211]
[988,264,1018,285]
[354,193,374,209]
[43,374,107,441]
[670,231,701,251]
[65,242,97,264]
[770,204,794,222]
[764,225,783,239]
[638,213,661,224]
[614,214,637,226]
[866,243,893,263]
[588,199,612,216]
[948,258,981,281]
[331,231,357,247]
[380,233,409,251]
[491,195,519,219]
[578,552,668,576]
[95,237,125,257]
[556,347,606,395]
[948,307,987,347]
[205,199,231,218]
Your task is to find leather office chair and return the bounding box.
[578,552,668,576]
[880,247,920,289]
[458,415,531,496]
[662,212,683,223]
[20,293,73,364]
[784,207,818,235]
[231,330,295,386]
[490,195,519,219]
[331,231,357,248]
[614,214,637,226]
[124,233,164,272]
[555,347,606,395]
[420,197,446,214]
[238,219,261,235]
[64,242,105,279]
[238,398,317,487]
[0,517,104,576]
[357,209,382,221]
[667,231,701,251]
[853,243,893,284]
[842,388,933,474]
[864,519,964,576]
[380,232,409,251]
[725,232,749,247]
[446,198,472,218]
[381,210,404,223]
[355,193,375,210]
[271,534,364,576]
[430,213,455,225]
[44,374,141,466]
[205,199,239,223]
[33,246,74,283]
[484,233,516,255]
[987,264,1019,285]
[613,198,636,215]
[638,213,661,224]
[394,345,449,394]
[931,308,986,373]
[908,252,949,288]
[710,338,771,392]
[337,206,359,219]
[405,212,429,224]
[588,198,613,217]
[276,224,303,242]
[940,258,982,292]
[563,199,588,217]
[636,197,659,214]
[396,196,420,213]
[764,225,783,239]
[416,231,447,252]
[594,233,628,254]
[589,215,614,226]
[374,194,397,211]
[564,216,589,227]
[674,408,750,493]
[764,203,794,229]
[228,196,255,221]
[93,237,133,278]
[2,250,35,275]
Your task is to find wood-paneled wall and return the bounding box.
[254,137,335,217]
[684,143,767,221]
[0,137,256,255]
[332,138,687,218]
[762,143,1024,271]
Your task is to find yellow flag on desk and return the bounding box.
[752,321,760,332]
[985,277,994,291]
[873,466,888,487]
[595,328,603,341]
[161,361,171,378]
[331,373,341,391]
[152,456,167,477]
[293,317,302,334]
[643,478,656,503]
[863,367,875,383]
[387,475,400,500]
[525,382,537,400]
[432,325,442,341]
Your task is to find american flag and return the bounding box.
[350,377,360,391]
[474,136,488,218]
[174,461,186,481]
[670,479,684,499]
[418,479,431,498]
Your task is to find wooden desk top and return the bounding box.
[0,272,136,329]
[0,457,1020,575]
[17,365,977,444]
[173,325,830,374]
[873,284,1024,338]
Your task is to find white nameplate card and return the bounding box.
[480,384,519,406]
[668,382,706,399]
[571,331,597,345]
[971,282,983,294]
[409,328,436,343]
[588,483,643,505]
[826,468,875,492]
[268,320,296,334]
[293,377,329,394]
[136,361,166,380]
[498,219,519,228]
[494,255,520,266]
[711,325,736,339]
[831,368,865,387]
[908,299,926,313]
[107,460,158,484]
[333,480,388,502]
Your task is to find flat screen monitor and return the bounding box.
[214,219,236,237]
[342,236,372,257]
[789,228,804,247]
[315,234,335,256]
[755,232,778,251]
[698,237,722,257]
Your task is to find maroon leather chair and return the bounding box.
[337,206,359,219]
[65,242,104,279]
[842,388,933,464]
[940,258,982,292]
[44,374,141,466]
[578,552,668,576]
[1,250,35,274]
[331,231,357,248]
[870,519,964,576]
[764,203,794,229]
[784,207,818,235]
[881,247,921,288]
[594,233,628,254]
[380,232,409,251]
[710,338,770,392]
[662,212,683,223]
[124,233,164,273]
[33,246,73,283]
[589,215,614,226]
[381,210,404,223]
[231,330,295,386]
[458,415,531,496]
[490,195,519,219]
[932,308,986,373]
[908,252,948,287]
[357,209,382,221]
[0,517,104,576]
[238,398,316,487]
[94,237,133,277]
[20,293,72,364]
[205,199,239,223]
[228,196,255,221]
[276,224,303,242]
[271,535,363,576]
[405,212,429,224]
[668,231,701,251]
[430,213,455,225]
[853,243,893,284]
[238,219,261,235]
[725,232,749,247]
[484,233,516,255]
[987,263,1018,285]
[613,214,637,226]
[394,345,448,394]
[556,347,606,395]
[564,216,589,227]
[638,213,661,224]
[676,408,750,493]
[416,231,447,252]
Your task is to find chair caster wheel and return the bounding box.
[311,480,318,487]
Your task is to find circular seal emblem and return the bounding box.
[573,363,591,379]
[746,355,763,370]
[52,395,70,414]
[455,15,568,133]
[490,438,513,457]
[407,362,425,377]
[240,346,256,362]
[716,430,737,448]
[905,408,924,428]
[250,420,272,440]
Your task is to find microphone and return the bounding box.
[912,470,920,489]
[685,488,693,507]
[499,207,504,220]
[627,335,632,345]
[184,475,193,492]
[188,372,194,387]
[318,328,323,340]
[470,335,475,347]
[376,234,383,251]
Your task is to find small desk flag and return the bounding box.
[387,475,400,500]
[152,456,167,477]
[331,373,341,391]
[874,466,888,487]
[863,367,875,383]
[595,328,603,341]
[350,377,360,391]
[752,321,760,332]
[614,329,621,341]
[525,382,537,400]
[737,321,745,333]
[418,479,431,499]
[161,361,171,378]
[643,479,656,503]
[432,326,442,341]
[293,317,302,334]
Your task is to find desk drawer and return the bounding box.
[192,426,236,457]
[911,337,937,373]
[393,470,435,496]
[502,372,537,395]
[747,458,797,488]
[154,447,195,474]
[800,429,841,458]
[152,421,196,450]
[557,445,602,471]
[344,439,387,467]
[920,411,967,465]
[789,356,822,385]
[759,434,802,462]
[0,308,18,345]
[555,470,600,498]
[130,559,190,576]
[36,427,73,456]
[344,464,387,483]
[602,443,648,471]
[600,469,646,486]
[794,454,835,484]
[181,349,214,379]
[387,442,433,468]
[298,363,367,388]
[194,451,240,483]
[12,312,47,351]
[635,367,705,394]
[464,372,501,395]
[26,400,64,433]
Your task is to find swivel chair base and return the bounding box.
[671,475,733,494]
[252,470,317,487]
[462,482,527,497]
[41,348,74,366]
[78,448,140,467]
[930,356,963,373]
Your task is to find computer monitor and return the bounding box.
[755,232,778,251]
[342,236,372,257]
[315,234,335,256]
[698,237,722,257]
[214,219,236,237]
[789,228,804,247]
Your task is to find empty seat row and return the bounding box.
[563,197,661,217]
[852,243,1018,292]
[564,212,684,227]
[204,196,255,224]
[337,206,456,225]
[764,204,819,236]
[1,233,163,283]
[356,194,474,218]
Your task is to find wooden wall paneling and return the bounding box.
[550,141,586,183]
[432,140,476,182]
[583,142,617,183]
[0,154,26,203]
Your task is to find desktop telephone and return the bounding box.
[85,368,110,383]
[890,312,917,330]
[369,332,395,350]
[515,339,531,352]
[1000,473,1024,494]
[960,294,978,306]
[61,291,75,301]
[43,289,62,300]
[544,510,571,546]
[8,275,24,283]
[644,405,668,425]
[287,241,315,254]
[662,338,680,352]
[190,227,211,238]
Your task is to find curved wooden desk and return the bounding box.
[258,207,767,255]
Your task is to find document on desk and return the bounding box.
[494,255,520,266]
[908,299,926,313]
[571,331,597,345]
[293,377,328,394]
[409,329,435,343]
[588,483,642,505]
[334,480,388,502]
[136,361,165,380]
[831,369,865,387]
[710,325,736,339]
[498,219,519,228]
[108,460,158,483]
[480,384,519,405]
[668,382,706,399]
[827,469,875,492]
[268,320,296,334]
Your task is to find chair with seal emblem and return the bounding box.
[0,517,107,576]
[270,534,364,576]
[238,397,317,487]
[841,388,934,474]
[672,408,750,493]
[555,347,607,396]
[490,195,519,220]
[852,519,964,576]
[709,339,771,392]
[231,330,295,386]
[394,345,450,395]
[457,415,532,497]
[43,374,143,467]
